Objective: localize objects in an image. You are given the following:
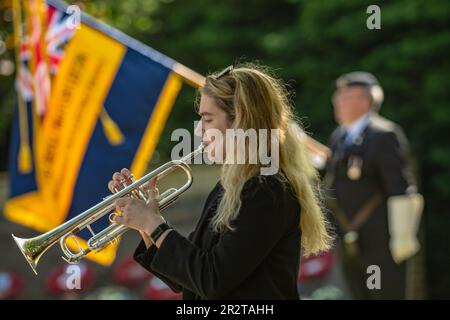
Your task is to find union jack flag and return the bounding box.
[45,3,75,74]
[16,0,75,114]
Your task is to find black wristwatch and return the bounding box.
[150,222,172,244]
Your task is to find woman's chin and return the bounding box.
[204,144,227,163]
[203,148,214,162]
[206,151,225,164]
[206,152,218,163]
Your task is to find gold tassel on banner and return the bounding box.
[100,108,124,146]
[18,142,32,173]
[13,0,33,174]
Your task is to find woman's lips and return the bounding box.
[202,140,212,147]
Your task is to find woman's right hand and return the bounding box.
[108,168,133,194]
[107,168,158,199]
[107,168,159,249]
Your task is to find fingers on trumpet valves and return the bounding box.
[109,168,134,193]
[120,168,134,186]
[109,173,123,193]
[108,180,116,193]
[120,168,132,179]
[108,168,159,203]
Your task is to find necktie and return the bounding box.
[338,130,348,150]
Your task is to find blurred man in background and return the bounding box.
[324,72,424,299]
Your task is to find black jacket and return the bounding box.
[134,174,301,300]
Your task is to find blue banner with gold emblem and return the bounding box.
[6,0,188,266]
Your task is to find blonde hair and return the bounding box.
[200,63,333,256]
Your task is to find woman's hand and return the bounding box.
[108,168,156,197]
[108,168,164,242]
[113,196,165,236]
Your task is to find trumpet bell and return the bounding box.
[12,234,43,275]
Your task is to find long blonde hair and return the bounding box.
[200,63,333,256]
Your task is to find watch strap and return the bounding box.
[150,223,172,243]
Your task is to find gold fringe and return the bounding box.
[100,108,124,146]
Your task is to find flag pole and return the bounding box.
[172,62,205,88]
[12,0,32,174]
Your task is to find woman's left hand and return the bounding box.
[113,196,165,236]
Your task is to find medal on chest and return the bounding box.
[347,155,363,180]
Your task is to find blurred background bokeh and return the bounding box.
[0,0,449,299]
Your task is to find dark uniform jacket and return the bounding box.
[134,174,301,300]
[325,113,415,299]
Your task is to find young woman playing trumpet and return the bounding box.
[108,63,333,299]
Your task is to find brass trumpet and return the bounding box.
[12,144,205,274]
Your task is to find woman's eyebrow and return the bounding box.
[199,111,214,117]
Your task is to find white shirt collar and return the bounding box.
[341,112,371,144]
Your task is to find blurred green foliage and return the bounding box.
[0,0,449,298]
